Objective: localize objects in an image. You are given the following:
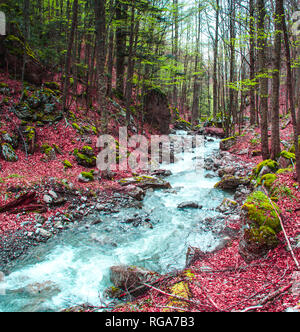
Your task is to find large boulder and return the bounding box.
[109,265,160,297]
[119,175,171,190]
[214,175,249,190]
[144,89,171,134]
[239,191,281,262]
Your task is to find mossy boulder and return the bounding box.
[252,159,279,177]
[174,117,192,131]
[239,191,281,262]
[1,143,18,162]
[78,171,95,183]
[220,136,236,151]
[214,175,249,190]
[13,88,62,124]
[242,191,281,232]
[278,150,296,169]
[257,174,277,190]
[119,175,171,190]
[74,147,97,168]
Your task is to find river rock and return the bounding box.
[214,175,249,190]
[119,175,171,190]
[177,202,203,210]
[109,265,160,297]
[123,185,145,201]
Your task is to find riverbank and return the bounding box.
[109,127,300,313]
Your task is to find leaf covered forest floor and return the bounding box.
[0,72,299,312]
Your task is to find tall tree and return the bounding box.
[115,0,128,98]
[257,0,270,159]
[213,0,220,121]
[94,0,107,130]
[62,0,79,112]
[281,1,300,182]
[270,0,283,160]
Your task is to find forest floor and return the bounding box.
[0,72,299,312]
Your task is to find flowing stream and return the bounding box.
[0,133,232,312]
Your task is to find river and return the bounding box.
[0,133,232,312]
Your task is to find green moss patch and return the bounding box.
[242,191,281,233]
[253,160,279,177]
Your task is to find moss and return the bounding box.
[0,82,9,89]
[253,159,279,177]
[243,191,281,233]
[44,82,60,90]
[80,171,94,181]
[280,150,296,161]
[258,174,277,189]
[276,168,293,175]
[74,149,96,168]
[63,160,73,169]
[165,282,191,311]
[245,225,279,248]
[221,136,236,143]
[1,143,18,162]
[72,123,83,134]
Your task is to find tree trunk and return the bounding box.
[257,0,270,160]
[62,0,79,112]
[213,0,220,120]
[249,0,256,126]
[281,2,300,182]
[94,0,107,130]
[270,0,283,160]
[115,0,128,98]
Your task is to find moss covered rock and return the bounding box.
[23,126,37,155]
[78,171,95,183]
[63,160,73,169]
[252,159,279,177]
[257,174,277,190]
[214,175,249,190]
[242,191,281,232]
[1,143,18,162]
[278,150,296,169]
[74,147,97,168]
[239,191,281,262]
[220,136,236,151]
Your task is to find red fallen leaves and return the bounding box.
[0,192,47,214]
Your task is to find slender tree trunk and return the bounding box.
[270,0,283,160]
[249,0,256,126]
[62,0,78,112]
[257,0,270,159]
[213,0,220,120]
[281,2,300,182]
[94,0,107,131]
[22,0,30,84]
[115,0,127,98]
[173,0,179,108]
